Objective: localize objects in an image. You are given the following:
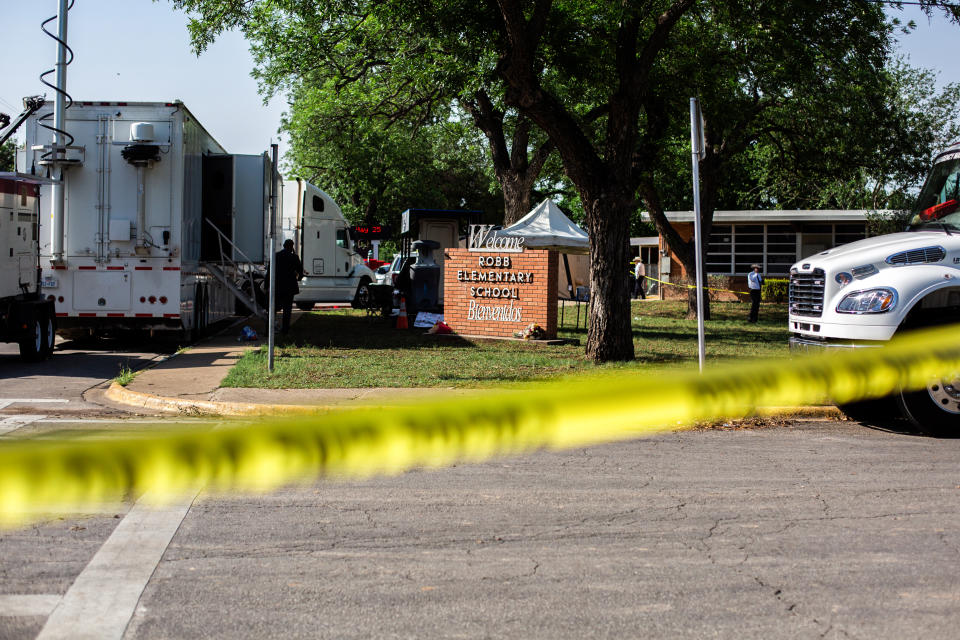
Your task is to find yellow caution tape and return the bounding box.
[643,275,750,296]
[1,323,959,526]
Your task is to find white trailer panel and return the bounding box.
[20,101,267,336]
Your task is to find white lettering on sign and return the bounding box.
[478,256,511,268]
[469,286,519,299]
[468,225,525,253]
[457,270,533,285]
[467,299,523,322]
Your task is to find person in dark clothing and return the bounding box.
[275,239,304,334]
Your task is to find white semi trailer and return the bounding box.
[0,173,56,360]
[283,178,375,310]
[19,101,269,339]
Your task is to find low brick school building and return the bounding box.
[639,210,878,300]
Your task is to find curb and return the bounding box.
[104,382,845,420]
[104,382,332,416]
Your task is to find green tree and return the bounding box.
[631,1,896,318]
[282,80,501,226]
[169,0,558,225]
[741,59,960,212]
[637,6,959,319]
[169,0,960,362]
[0,142,14,172]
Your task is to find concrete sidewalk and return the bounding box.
[92,313,843,419]
[95,314,506,416]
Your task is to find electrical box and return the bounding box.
[109,219,132,242]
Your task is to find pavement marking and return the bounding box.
[0,399,69,410]
[0,415,47,436]
[36,492,197,640]
[0,594,62,617]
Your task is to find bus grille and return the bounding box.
[789,269,825,317]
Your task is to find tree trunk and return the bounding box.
[685,278,710,320]
[461,95,551,226]
[584,190,635,363]
[639,179,710,321]
[491,0,695,363]
[501,173,533,225]
[684,151,721,320]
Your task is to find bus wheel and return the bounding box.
[898,374,960,437]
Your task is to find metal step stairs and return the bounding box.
[202,219,266,320]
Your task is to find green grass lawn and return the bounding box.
[221,300,789,389]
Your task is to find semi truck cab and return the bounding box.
[284,179,375,309]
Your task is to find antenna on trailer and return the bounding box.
[37,0,80,265]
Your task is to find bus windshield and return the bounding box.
[909,156,960,231]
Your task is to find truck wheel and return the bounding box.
[898,375,960,437]
[352,279,372,309]
[19,317,44,362]
[41,310,56,357]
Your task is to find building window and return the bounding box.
[706,222,866,276]
[766,224,796,274]
[706,225,733,274]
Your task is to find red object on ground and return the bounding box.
[396,297,409,329]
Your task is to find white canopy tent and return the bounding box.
[498,198,591,300]
[498,198,589,254]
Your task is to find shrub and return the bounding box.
[762,278,788,303]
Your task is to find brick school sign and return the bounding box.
[443,226,558,338]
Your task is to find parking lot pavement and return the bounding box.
[3,419,957,639]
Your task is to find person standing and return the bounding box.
[747,263,764,323]
[633,258,647,300]
[275,238,304,334]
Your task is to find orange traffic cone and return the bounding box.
[396,296,409,329]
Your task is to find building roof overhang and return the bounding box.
[639,210,896,223]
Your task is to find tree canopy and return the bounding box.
[0,143,13,172]
[168,0,960,361]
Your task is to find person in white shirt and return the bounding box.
[633,259,646,300]
[747,263,764,322]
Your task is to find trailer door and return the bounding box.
[201,155,233,261]
[232,153,269,263]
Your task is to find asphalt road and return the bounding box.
[0,336,174,416]
[1,418,958,639]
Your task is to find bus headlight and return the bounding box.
[836,288,898,314]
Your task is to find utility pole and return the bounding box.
[268,144,278,372]
[690,98,706,372]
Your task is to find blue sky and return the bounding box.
[2,2,958,160]
[0,1,286,156]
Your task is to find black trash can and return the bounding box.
[409,239,441,312]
